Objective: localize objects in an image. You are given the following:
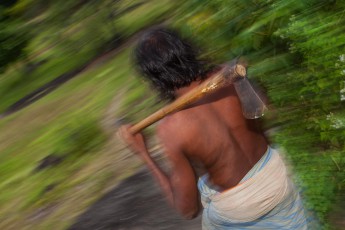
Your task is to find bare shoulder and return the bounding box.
[156,112,194,153]
[157,115,182,145]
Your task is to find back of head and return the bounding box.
[134,27,208,101]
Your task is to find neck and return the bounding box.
[174,67,220,98]
[174,80,202,98]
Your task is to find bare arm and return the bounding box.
[118,125,200,219]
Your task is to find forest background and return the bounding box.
[0,0,344,229]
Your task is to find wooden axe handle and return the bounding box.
[129,64,246,134]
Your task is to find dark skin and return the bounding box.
[118,70,268,220]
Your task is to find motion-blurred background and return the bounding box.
[0,0,344,229]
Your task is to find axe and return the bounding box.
[129,60,267,135]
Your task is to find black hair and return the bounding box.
[134,27,210,101]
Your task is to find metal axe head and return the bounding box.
[228,59,267,119]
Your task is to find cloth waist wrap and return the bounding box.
[212,147,289,222]
[198,147,309,229]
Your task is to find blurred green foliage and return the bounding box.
[53,117,107,159]
[0,5,29,73]
[173,0,345,228]
[0,1,172,229]
[0,0,172,112]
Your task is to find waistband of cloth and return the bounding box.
[198,146,272,193]
[209,148,290,222]
[240,146,272,183]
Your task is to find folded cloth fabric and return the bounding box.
[198,147,309,230]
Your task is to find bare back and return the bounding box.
[158,82,268,190]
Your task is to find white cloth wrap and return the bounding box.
[208,150,291,223]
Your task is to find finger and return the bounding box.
[121,126,131,141]
[117,125,135,147]
[117,126,128,146]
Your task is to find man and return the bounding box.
[119,28,308,229]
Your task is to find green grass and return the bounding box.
[0,0,173,113]
[0,1,175,229]
[0,47,151,230]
